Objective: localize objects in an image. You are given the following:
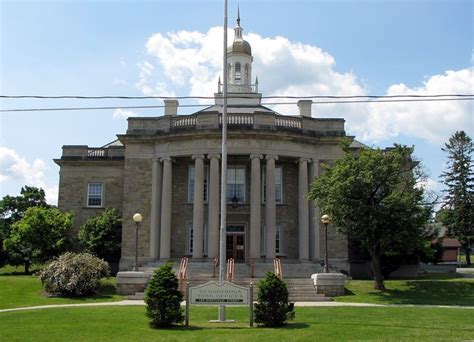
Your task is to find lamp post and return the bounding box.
[132,213,143,272]
[321,214,331,273]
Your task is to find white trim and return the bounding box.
[86,182,103,208]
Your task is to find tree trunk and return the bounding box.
[24,261,30,274]
[465,247,471,265]
[369,248,386,291]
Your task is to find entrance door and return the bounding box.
[226,225,245,262]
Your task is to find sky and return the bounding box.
[0,0,473,206]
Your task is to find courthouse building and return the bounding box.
[55,16,363,274]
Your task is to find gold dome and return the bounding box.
[227,39,252,56]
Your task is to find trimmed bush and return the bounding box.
[39,252,109,297]
[144,263,184,328]
[254,272,295,327]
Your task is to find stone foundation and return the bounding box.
[116,271,148,295]
[311,273,345,297]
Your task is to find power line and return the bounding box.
[0,97,472,113]
[0,94,472,100]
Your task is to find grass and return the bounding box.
[336,273,474,306]
[0,306,472,341]
[0,265,124,309]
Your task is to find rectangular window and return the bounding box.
[261,223,283,255]
[226,166,246,203]
[187,223,208,255]
[262,166,283,203]
[188,165,209,203]
[87,183,103,207]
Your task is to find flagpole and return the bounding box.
[218,0,228,322]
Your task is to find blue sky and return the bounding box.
[1,0,473,205]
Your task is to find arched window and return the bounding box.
[235,62,241,84]
[245,64,249,83]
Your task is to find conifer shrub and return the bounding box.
[39,252,110,296]
[254,272,295,327]
[144,263,184,328]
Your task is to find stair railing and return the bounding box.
[178,257,188,293]
[226,258,235,282]
[213,256,219,278]
[274,257,282,279]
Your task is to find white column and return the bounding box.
[298,158,310,260]
[207,154,220,259]
[149,158,162,259]
[159,157,172,259]
[250,154,263,259]
[192,154,205,259]
[310,159,321,260]
[265,154,278,260]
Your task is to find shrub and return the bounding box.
[254,272,295,327]
[39,252,110,297]
[144,263,184,328]
[78,208,122,262]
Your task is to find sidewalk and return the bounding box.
[1,300,473,313]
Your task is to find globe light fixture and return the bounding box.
[321,214,332,273]
[132,213,143,271]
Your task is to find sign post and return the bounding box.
[186,281,252,325]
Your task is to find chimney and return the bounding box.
[164,99,179,116]
[297,100,313,117]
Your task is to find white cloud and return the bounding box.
[364,68,474,144]
[416,177,439,192]
[139,27,473,145]
[0,146,57,205]
[113,108,138,120]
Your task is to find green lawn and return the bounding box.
[0,265,124,309]
[336,274,474,306]
[0,306,472,341]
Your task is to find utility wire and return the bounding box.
[0,94,472,100]
[1,97,472,113]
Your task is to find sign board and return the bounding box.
[189,281,250,305]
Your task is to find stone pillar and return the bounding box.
[298,158,310,260]
[149,158,162,259]
[250,154,263,259]
[265,154,278,260]
[309,159,320,260]
[192,154,205,259]
[207,154,220,259]
[159,157,172,259]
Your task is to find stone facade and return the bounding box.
[54,15,358,276]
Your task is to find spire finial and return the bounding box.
[237,5,241,26]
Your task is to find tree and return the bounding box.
[254,272,295,327]
[308,142,431,290]
[78,208,122,262]
[0,186,48,267]
[439,131,473,265]
[3,207,72,273]
[144,263,184,328]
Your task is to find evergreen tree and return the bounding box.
[440,131,473,265]
[144,263,184,328]
[254,272,295,327]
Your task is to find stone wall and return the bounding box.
[57,160,124,234]
[121,156,153,261]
